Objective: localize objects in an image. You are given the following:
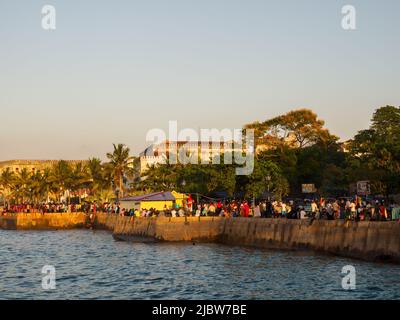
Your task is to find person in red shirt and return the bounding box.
[379,204,387,221]
[187,194,193,212]
[243,202,250,217]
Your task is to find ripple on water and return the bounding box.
[0,230,400,299]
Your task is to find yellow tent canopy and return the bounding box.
[171,190,188,208]
[120,191,188,211]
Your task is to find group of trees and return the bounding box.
[253,106,400,199]
[134,109,340,200]
[1,106,399,204]
[348,106,400,197]
[136,106,400,200]
[246,106,399,199]
[0,144,134,205]
[135,154,290,201]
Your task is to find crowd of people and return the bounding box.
[254,198,400,221]
[0,202,120,215]
[114,197,400,222]
[1,203,82,214]
[2,196,400,222]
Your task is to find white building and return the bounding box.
[139,140,247,174]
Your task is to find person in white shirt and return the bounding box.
[195,205,201,217]
[311,201,318,214]
[171,209,177,217]
[300,207,307,219]
[350,201,357,219]
[254,205,261,218]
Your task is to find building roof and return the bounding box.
[120,191,176,202]
[0,160,88,167]
[140,140,244,157]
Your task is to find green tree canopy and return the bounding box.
[106,143,134,198]
[349,105,400,196]
[245,109,338,150]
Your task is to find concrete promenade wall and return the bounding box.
[94,212,118,231]
[219,218,400,262]
[111,216,223,242]
[104,214,400,263]
[0,213,87,230]
[1,212,400,262]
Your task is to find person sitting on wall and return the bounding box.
[299,206,307,220]
[208,203,216,216]
[379,202,387,221]
[178,208,185,217]
[195,204,201,217]
[326,204,335,220]
[134,209,140,217]
[171,208,177,217]
[253,204,261,218]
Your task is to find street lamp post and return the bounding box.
[265,175,271,201]
[115,187,120,204]
[179,179,186,210]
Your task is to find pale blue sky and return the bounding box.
[0,0,399,160]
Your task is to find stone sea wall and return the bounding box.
[104,214,400,263]
[219,218,400,262]
[94,212,118,231]
[0,213,87,230]
[1,212,400,263]
[110,216,223,242]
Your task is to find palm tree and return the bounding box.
[0,168,15,205]
[50,160,73,203]
[98,188,115,203]
[87,157,116,202]
[106,143,133,198]
[29,171,42,204]
[15,168,32,203]
[87,158,105,191]
[70,162,91,203]
[40,168,54,202]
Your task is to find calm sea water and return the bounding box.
[0,230,399,300]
